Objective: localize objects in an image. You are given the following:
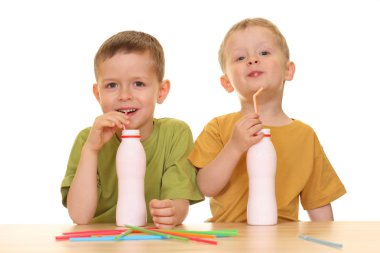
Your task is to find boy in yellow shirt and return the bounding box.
[189,18,346,223]
[61,31,203,228]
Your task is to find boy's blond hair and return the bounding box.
[218,18,290,73]
[94,31,165,82]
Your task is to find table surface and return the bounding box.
[0,221,378,253]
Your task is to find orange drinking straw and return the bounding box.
[253,87,264,114]
[151,229,217,245]
[151,229,216,239]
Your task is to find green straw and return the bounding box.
[114,228,133,240]
[124,225,189,241]
[174,229,238,237]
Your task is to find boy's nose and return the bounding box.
[119,87,133,100]
[248,59,259,65]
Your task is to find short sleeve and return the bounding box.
[300,134,346,210]
[160,122,204,204]
[188,118,224,169]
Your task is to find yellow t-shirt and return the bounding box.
[189,112,346,222]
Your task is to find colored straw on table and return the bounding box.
[115,228,133,240]
[298,234,343,249]
[174,229,238,237]
[151,229,217,245]
[56,230,128,240]
[124,225,188,241]
[151,229,216,239]
[62,229,127,235]
[58,226,237,245]
[60,228,237,237]
[70,235,166,242]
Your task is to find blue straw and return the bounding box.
[70,235,166,242]
[298,234,343,249]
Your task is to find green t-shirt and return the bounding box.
[61,118,204,223]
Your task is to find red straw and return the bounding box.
[62,229,127,235]
[57,229,128,240]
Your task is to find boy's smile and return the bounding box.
[116,107,138,116]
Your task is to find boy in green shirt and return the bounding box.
[61,31,203,228]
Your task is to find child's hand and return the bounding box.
[229,113,263,153]
[86,111,129,151]
[149,199,180,229]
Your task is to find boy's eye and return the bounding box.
[134,81,145,87]
[260,51,270,56]
[106,82,118,89]
[236,56,246,62]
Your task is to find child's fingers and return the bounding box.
[150,206,175,217]
[238,115,262,130]
[240,112,260,122]
[96,114,129,129]
[248,123,263,136]
[155,224,175,229]
[149,200,176,228]
[149,199,172,209]
[107,112,130,128]
[152,216,175,229]
[92,118,116,132]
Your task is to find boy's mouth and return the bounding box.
[248,71,263,77]
[116,108,138,115]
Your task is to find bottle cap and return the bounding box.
[261,128,271,137]
[121,129,141,138]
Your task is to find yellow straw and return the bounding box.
[253,87,264,114]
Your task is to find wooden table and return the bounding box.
[0,222,378,252]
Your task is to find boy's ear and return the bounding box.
[157,79,170,104]
[285,61,296,81]
[93,83,101,102]
[220,74,235,93]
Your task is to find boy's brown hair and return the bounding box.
[94,31,165,81]
[218,18,290,73]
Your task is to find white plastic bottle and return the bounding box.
[116,129,147,227]
[246,128,277,225]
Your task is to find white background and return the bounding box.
[0,0,379,224]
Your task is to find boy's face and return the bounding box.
[93,51,169,136]
[221,26,294,102]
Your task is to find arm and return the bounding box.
[149,199,189,229]
[67,144,99,224]
[67,112,128,224]
[197,113,263,197]
[307,204,334,221]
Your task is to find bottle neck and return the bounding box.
[121,129,141,139]
[254,128,271,138]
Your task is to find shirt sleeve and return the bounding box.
[300,133,346,210]
[188,118,224,169]
[160,122,204,204]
